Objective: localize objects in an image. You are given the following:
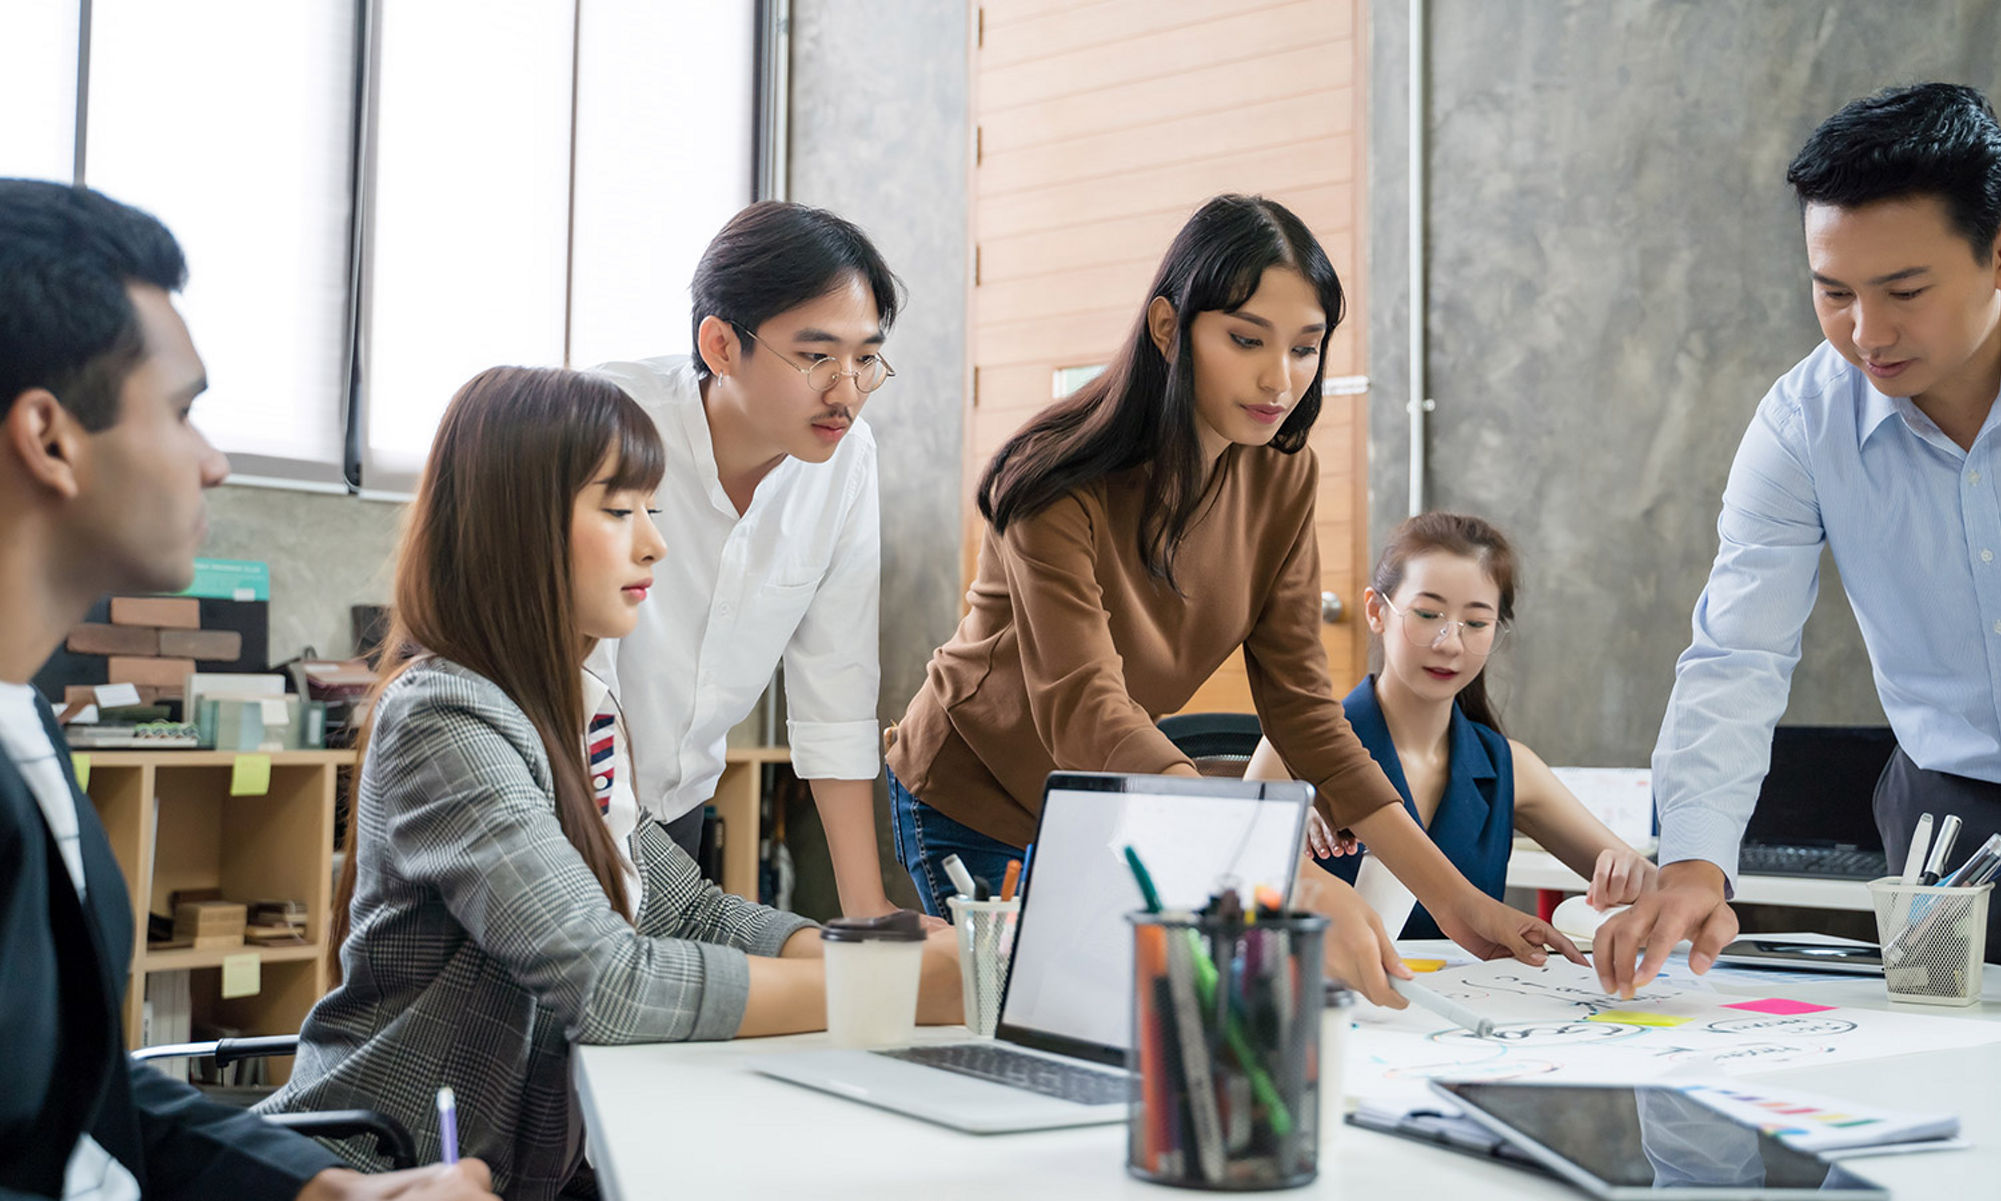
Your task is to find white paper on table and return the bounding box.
[1354,852,1418,939]
[1548,766,1654,847]
[1345,957,2001,1107]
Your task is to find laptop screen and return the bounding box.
[1741,726,1895,851]
[994,772,1311,1065]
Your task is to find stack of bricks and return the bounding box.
[63,597,243,707]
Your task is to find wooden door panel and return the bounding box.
[968,0,1370,725]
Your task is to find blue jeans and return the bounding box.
[887,767,1022,918]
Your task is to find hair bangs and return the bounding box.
[599,384,666,496]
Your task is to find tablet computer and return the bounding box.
[1714,938,1884,976]
[1429,1081,1889,1199]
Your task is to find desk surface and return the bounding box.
[576,943,2001,1198]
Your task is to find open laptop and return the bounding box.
[753,770,1313,1133]
[1736,726,1895,880]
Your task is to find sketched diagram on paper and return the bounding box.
[1343,959,1991,1101]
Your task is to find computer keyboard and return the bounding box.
[1737,843,1888,879]
[878,1043,1131,1105]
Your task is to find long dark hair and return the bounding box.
[977,194,1344,588]
[329,366,665,980]
[1371,513,1518,735]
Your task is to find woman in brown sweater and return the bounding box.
[886,195,1580,999]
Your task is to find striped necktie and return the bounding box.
[587,709,616,816]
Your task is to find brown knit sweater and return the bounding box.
[887,443,1401,847]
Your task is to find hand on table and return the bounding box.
[1592,860,1738,998]
[1436,891,1586,968]
[297,1162,494,1201]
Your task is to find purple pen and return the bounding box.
[436,1086,459,1165]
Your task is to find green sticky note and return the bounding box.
[72,753,91,791]
[1590,1010,1691,1027]
[230,754,272,797]
[220,951,261,999]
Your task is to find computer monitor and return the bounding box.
[1740,725,1896,852]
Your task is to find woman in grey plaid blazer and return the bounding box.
[258,367,957,1199]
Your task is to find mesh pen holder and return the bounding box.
[1867,876,1993,1006]
[947,895,1020,1036]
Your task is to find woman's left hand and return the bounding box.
[1304,809,1362,860]
[1586,847,1658,910]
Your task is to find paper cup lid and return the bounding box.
[820,909,927,943]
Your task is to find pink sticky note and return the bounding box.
[1723,998,1835,1016]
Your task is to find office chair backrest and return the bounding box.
[1156,712,1263,778]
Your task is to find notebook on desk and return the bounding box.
[1736,726,1896,881]
[754,770,1313,1134]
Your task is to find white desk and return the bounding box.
[1507,848,1874,911]
[576,948,2001,1198]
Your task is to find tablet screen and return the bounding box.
[1435,1083,1888,1198]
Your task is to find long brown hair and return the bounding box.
[1371,512,1518,735]
[977,195,1341,589]
[328,365,665,980]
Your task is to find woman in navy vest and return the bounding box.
[1253,513,1656,939]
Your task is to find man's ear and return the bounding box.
[695,315,742,379]
[4,389,84,500]
[1146,296,1178,363]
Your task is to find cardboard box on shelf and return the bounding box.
[110,597,200,629]
[172,900,246,949]
[159,628,244,662]
[67,623,162,657]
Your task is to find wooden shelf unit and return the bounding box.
[715,745,790,900]
[79,748,349,1071]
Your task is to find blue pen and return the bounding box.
[1020,843,1035,899]
[436,1086,459,1165]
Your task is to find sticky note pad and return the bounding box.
[220,952,261,999]
[230,753,272,797]
[72,753,91,791]
[1723,998,1835,1016]
[1589,1010,1692,1027]
[1401,958,1447,973]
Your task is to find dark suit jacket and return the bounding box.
[0,693,341,1200]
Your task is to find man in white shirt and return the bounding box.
[0,178,494,1199]
[588,202,908,919]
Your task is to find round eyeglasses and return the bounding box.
[1377,594,1506,656]
[738,326,894,394]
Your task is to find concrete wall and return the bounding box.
[1367,0,2001,764]
[199,485,401,662]
[782,0,970,916]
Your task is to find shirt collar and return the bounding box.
[1343,674,1498,783]
[670,366,802,519]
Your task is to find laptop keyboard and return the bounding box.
[877,1044,1131,1106]
[1738,844,1888,879]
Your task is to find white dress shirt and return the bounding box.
[585,355,881,824]
[0,681,142,1201]
[1655,340,2001,888]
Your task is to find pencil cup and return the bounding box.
[1127,911,1327,1191]
[821,910,926,1047]
[946,895,1019,1037]
[1867,876,1992,1006]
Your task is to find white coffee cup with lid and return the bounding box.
[821,909,927,1048]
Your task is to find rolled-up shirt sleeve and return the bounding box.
[1653,389,1826,891]
[783,440,883,781]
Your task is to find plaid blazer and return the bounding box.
[258,658,813,1199]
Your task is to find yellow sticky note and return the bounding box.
[1590,1010,1691,1027]
[230,753,272,797]
[71,753,91,791]
[1401,958,1448,973]
[220,951,261,999]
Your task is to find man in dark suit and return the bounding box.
[0,179,495,1201]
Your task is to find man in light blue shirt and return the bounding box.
[1598,83,2001,995]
